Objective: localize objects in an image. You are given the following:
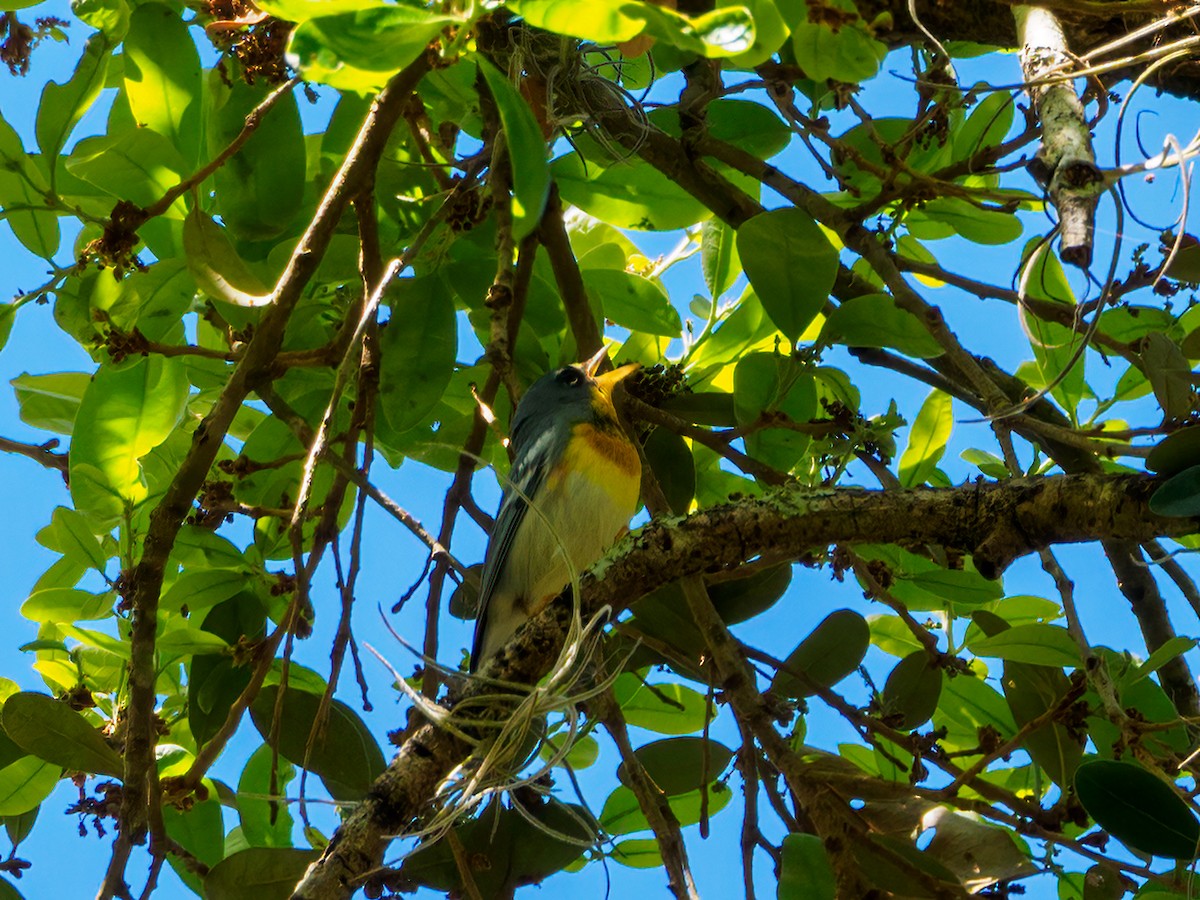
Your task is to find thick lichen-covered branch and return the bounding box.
[291,472,1197,899]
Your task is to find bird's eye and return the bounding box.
[556,367,584,386]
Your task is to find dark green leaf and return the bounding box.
[954,88,1014,160]
[250,685,385,801]
[736,208,837,342]
[880,651,943,730]
[733,351,817,472]
[772,610,869,698]
[207,65,305,241]
[643,427,694,514]
[1150,464,1200,517]
[378,277,457,435]
[709,563,791,625]
[1147,428,1200,478]
[617,737,732,796]
[1075,759,1200,859]
[779,833,836,900]
[402,799,596,893]
[204,848,320,900]
[1,692,122,777]
[1002,660,1083,789]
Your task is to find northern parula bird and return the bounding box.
[470,350,641,671]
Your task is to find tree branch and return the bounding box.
[289,471,1199,898]
[99,53,432,900]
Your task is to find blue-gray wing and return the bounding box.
[468,432,555,670]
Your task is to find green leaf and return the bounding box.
[10,372,90,434]
[642,427,695,515]
[1147,428,1200,478]
[378,276,457,435]
[1075,759,1200,859]
[66,128,189,210]
[915,197,1023,246]
[182,209,272,307]
[1150,464,1200,517]
[613,676,710,735]
[779,833,836,900]
[207,66,306,242]
[1,692,123,777]
[792,13,887,84]
[161,569,253,615]
[954,88,1015,160]
[1002,659,1083,789]
[610,837,662,868]
[250,685,385,801]
[617,737,732,796]
[822,294,943,359]
[1142,333,1195,423]
[403,799,596,894]
[508,0,644,41]
[238,745,295,848]
[478,59,550,241]
[700,218,740,298]
[69,357,189,524]
[709,563,791,625]
[880,651,943,730]
[41,506,109,571]
[0,758,59,817]
[123,2,202,162]
[968,624,1082,668]
[286,7,451,91]
[553,152,710,231]
[736,208,837,343]
[600,781,732,835]
[204,848,320,900]
[899,389,952,487]
[163,795,223,863]
[1132,637,1197,683]
[0,114,59,258]
[36,34,111,182]
[733,351,817,472]
[20,588,113,623]
[540,733,599,770]
[584,269,681,338]
[772,610,869,698]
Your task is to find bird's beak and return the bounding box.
[581,346,610,377]
[593,362,640,395]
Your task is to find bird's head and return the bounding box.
[510,348,639,447]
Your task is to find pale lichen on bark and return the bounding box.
[1014,5,1105,267]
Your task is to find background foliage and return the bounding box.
[1,0,1200,898]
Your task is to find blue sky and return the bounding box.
[1,4,1199,898]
